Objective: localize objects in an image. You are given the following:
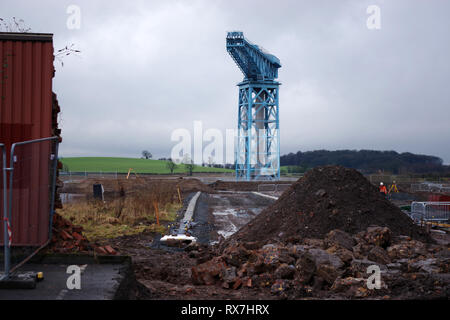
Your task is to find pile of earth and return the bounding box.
[177,178,215,194]
[228,166,432,245]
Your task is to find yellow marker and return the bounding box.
[36,272,44,281]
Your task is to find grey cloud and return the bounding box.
[1,0,449,163]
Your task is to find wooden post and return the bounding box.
[177,187,182,204]
[153,201,160,226]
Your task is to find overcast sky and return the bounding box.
[1,0,449,163]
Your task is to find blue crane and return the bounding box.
[226,31,281,181]
[226,31,281,81]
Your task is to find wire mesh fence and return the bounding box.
[0,143,6,276]
[369,175,450,186]
[410,202,450,222]
[0,137,59,279]
[410,182,450,193]
[9,138,59,245]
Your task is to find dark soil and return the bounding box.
[228,166,433,244]
[104,233,275,300]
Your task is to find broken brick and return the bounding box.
[95,246,108,255]
[104,245,117,255]
[72,232,84,241]
[232,278,242,290]
[60,230,73,240]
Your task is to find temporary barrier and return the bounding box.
[0,137,59,280]
[410,201,450,222]
[0,143,7,277]
[411,182,450,193]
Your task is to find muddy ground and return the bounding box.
[102,191,449,300]
[60,173,449,300]
[103,191,277,300]
[106,234,277,300]
[104,223,450,300]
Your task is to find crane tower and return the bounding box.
[226,31,281,181]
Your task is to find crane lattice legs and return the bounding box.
[236,81,280,181]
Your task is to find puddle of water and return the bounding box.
[211,207,262,241]
[217,223,238,239]
[208,193,271,244]
[213,208,238,216]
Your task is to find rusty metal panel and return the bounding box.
[0,32,55,247]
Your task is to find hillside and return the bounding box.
[60,157,234,174]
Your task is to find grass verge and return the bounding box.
[57,200,182,242]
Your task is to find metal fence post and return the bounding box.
[48,140,59,241]
[1,143,10,279]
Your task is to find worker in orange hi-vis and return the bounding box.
[379,182,388,196]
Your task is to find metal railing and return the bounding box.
[1,143,8,278]
[410,182,450,193]
[1,137,59,280]
[410,201,450,222]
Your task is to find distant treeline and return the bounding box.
[281,150,450,175]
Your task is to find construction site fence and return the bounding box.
[257,184,292,193]
[1,137,59,280]
[410,202,450,222]
[410,183,450,193]
[368,175,450,185]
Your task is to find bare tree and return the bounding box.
[0,17,81,67]
[166,160,177,174]
[0,17,31,32]
[54,44,81,67]
[183,155,195,176]
[208,156,215,167]
[142,150,152,159]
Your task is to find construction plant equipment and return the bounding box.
[227,31,281,181]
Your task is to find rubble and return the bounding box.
[191,226,450,299]
[367,246,391,265]
[324,229,355,251]
[49,213,117,255]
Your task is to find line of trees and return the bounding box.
[280,149,450,174]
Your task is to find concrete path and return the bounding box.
[178,191,201,234]
[0,260,130,300]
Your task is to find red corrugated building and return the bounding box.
[0,32,58,247]
[428,194,450,202]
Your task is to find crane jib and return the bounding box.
[226,32,281,81]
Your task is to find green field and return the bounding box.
[60,157,233,174]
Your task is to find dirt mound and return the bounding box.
[229,166,432,244]
[177,178,215,194]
